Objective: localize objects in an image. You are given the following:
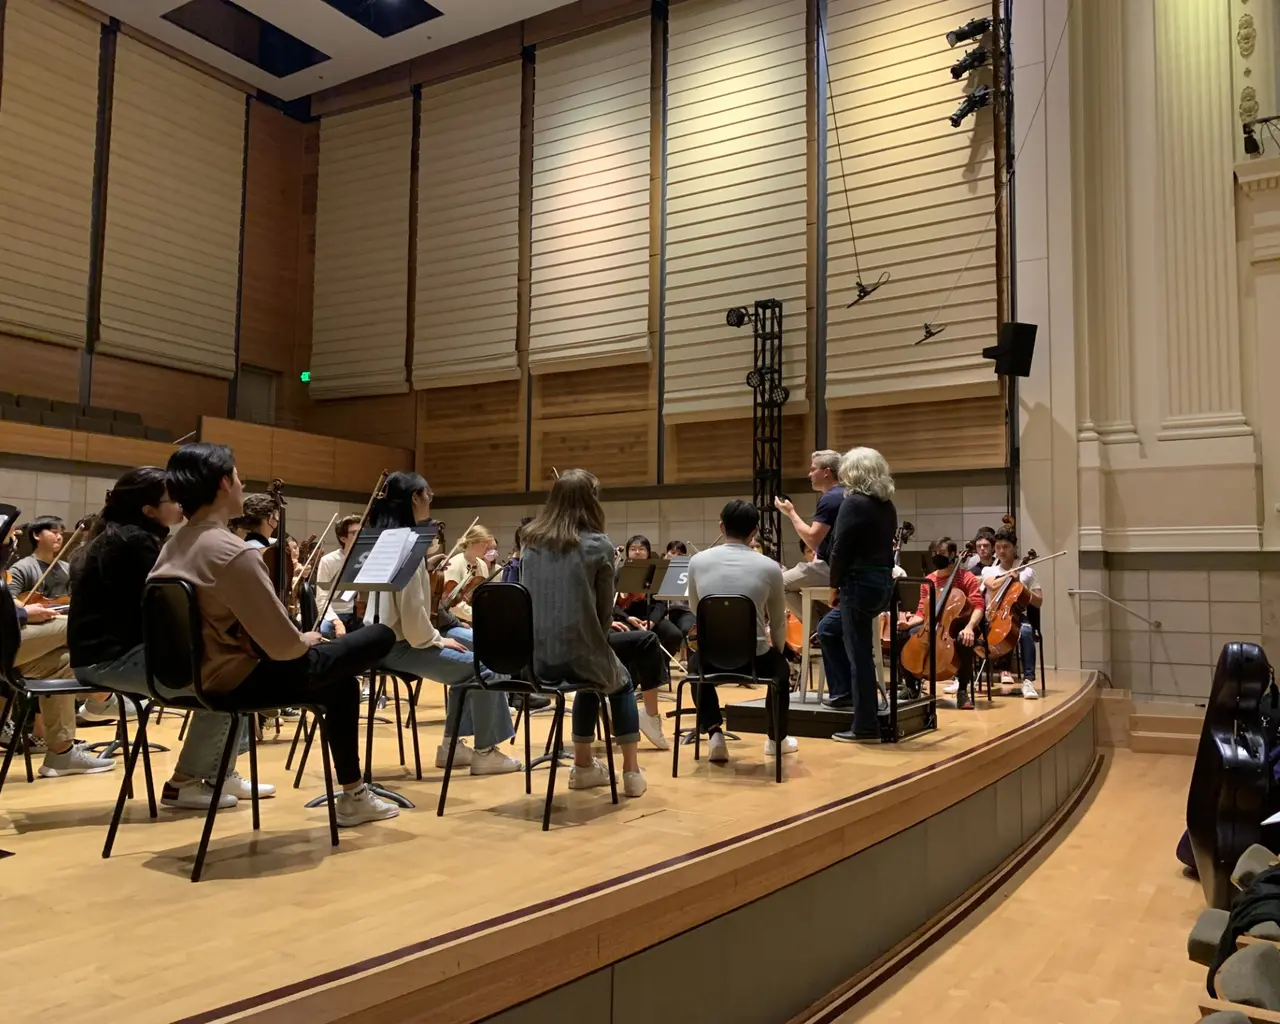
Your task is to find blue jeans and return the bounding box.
[839,570,894,736]
[817,607,851,701]
[319,612,362,639]
[378,638,515,749]
[74,645,249,780]
[570,679,641,746]
[1018,621,1037,680]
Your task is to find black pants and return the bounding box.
[666,607,695,636]
[608,628,665,692]
[691,647,790,741]
[653,618,685,662]
[231,623,396,785]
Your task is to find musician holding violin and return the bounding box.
[7,515,71,601]
[231,494,278,550]
[981,526,1043,700]
[317,516,363,638]
[441,524,498,626]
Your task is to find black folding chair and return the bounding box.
[673,594,784,784]
[103,578,340,882]
[1025,604,1047,695]
[438,582,617,830]
[0,585,104,793]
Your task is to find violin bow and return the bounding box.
[292,512,337,599]
[18,519,86,608]
[311,471,387,631]
[988,549,1069,581]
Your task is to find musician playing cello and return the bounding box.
[982,526,1043,700]
[902,537,984,711]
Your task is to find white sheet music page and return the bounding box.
[354,528,416,584]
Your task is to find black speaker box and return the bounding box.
[982,322,1037,377]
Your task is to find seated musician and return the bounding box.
[687,500,794,763]
[964,526,996,574]
[606,534,670,750]
[615,534,685,664]
[499,519,533,584]
[317,515,362,639]
[902,537,984,710]
[774,450,845,618]
[365,472,521,776]
[519,469,646,797]
[442,524,498,625]
[230,494,278,549]
[0,518,115,775]
[69,466,273,808]
[149,442,401,826]
[982,526,1043,700]
[7,515,71,599]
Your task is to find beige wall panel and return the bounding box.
[664,0,808,419]
[99,35,244,377]
[311,98,412,398]
[824,0,998,402]
[414,61,522,388]
[0,0,98,347]
[830,394,1005,474]
[529,18,651,371]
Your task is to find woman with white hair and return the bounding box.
[824,446,898,742]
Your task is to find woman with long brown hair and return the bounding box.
[520,469,646,797]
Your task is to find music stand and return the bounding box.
[303,524,436,810]
[652,556,690,600]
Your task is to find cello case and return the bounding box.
[1186,641,1274,909]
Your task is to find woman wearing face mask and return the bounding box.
[367,473,520,776]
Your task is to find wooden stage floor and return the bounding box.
[0,671,1094,1024]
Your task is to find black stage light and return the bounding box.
[1244,122,1262,156]
[951,46,990,80]
[726,306,750,328]
[947,17,991,47]
[949,85,992,128]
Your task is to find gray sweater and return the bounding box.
[6,555,70,599]
[520,531,625,692]
[687,542,786,657]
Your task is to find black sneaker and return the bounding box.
[821,695,853,709]
[958,689,975,710]
[832,729,881,743]
[509,694,552,712]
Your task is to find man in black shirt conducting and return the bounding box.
[813,447,898,742]
[775,450,845,619]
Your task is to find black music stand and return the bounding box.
[302,523,436,811]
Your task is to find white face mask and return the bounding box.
[484,547,498,563]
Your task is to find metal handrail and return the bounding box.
[1067,589,1162,629]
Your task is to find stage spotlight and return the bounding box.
[950,46,990,80]
[726,306,750,328]
[1244,122,1262,156]
[946,17,991,47]
[949,85,992,128]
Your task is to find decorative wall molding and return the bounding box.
[1098,524,1263,552]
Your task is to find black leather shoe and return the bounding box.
[821,695,853,709]
[832,729,881,743]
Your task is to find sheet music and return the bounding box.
[354,528,417,585]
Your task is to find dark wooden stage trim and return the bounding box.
[0,673,1096,1024]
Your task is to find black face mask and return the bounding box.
[932,554,953,570]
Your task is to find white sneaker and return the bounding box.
[224,770,276,800]
[1000,671,1016,687]
[1021,679,1041,700]
[707,731,729,763]
[435,739,473,768]
[764,736,799,756]
[38,745,116,777]
[161,778,237,809]
[335,784,400,827]
[942,681,960,695]
[638,708,669,750]
[623,770,646,798]
[81,696,138,722]
[568,759,611,790]
[470,747,522,775]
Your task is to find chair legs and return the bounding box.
[523,695,532,796]
[436,686,471,817]
[0,696,34,794]
[599,701,618,805]
[542,694,566,831]
[671,680,685,778]
[248,715,261,832]
[191,715,240,883]
[103,705,152,859]
[406,680,423,781]
[314,710,339,848]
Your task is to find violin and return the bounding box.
[880,521,915,651]
[899,540,976,683]
[983,547,1037,660]
[429,517,477,624]
[439,557,487,621]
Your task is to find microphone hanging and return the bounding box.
[846,271,891,308]
[916,323,947,345]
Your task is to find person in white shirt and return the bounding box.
[441,524,497,626]
[981,526,1043,700]
[318,515,362,639]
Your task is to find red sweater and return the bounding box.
[916,567,984,621]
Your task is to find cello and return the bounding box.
[899,540,975,683]
[983,548,1037,659]
[257,479,293,608]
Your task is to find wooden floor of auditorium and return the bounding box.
[0,673,1094,1024]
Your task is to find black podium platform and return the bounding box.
[723,692,938,741]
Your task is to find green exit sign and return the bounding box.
[300,370,311,383]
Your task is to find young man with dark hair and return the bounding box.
[964,525,997,573]
[150,443,401,826]
[903,537,985,710]
[6,515,69,599]
[983,526,1043,700]
[317,514,362,639]
[686,499,794,764]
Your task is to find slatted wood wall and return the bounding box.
[418,380,524,495]
[829,391,1005,473]
[667,413,807,483]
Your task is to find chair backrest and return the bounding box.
[298,580,318,632]
[695,594,758,673]
[1025,603,1042,635]
[0,583,23,687]
[142,578,206,705]
[470,582,534,679]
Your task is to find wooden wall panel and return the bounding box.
[829,393,1005,474]
[240,102,306,376]
[197,417,274,481]
[418,379,522,495]
[302,392,417,451]
[534,361,650,418]
[90,354,228,437]
[0,333,82,402]
[535,411,650,487]
[667,413,805,484]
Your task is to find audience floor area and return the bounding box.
[1,672,1088,1023]
[830,748,1205,1024]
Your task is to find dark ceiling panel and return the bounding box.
[318,0,444,39]
[163,0,331,79]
